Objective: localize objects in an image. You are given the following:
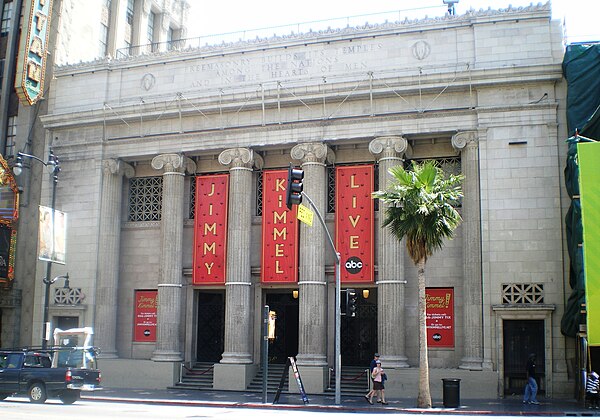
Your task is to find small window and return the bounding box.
[1,1,13,35]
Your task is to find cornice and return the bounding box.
[53,3,552,76]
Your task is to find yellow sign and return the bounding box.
[297,204,313,226]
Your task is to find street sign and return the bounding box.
[297,204,313,226]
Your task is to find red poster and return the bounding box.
[335,165,374,283]
[261,170,299,283]
[134,290,157,342]
[193,174,228,284]
[426,288,454,348]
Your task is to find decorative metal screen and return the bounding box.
[127,176,162,222]
[189,177,196,219]
[256,171,263,217]
[54,288,85,305]
[502,283,544,304]
[408,157,461,176]
[327,166,335,213]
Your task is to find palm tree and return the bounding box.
[372,160,463,408]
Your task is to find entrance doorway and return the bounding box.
[196,291,225,362]
[265,292,299,364]
[341,288,377,366]
[503,319,545,395]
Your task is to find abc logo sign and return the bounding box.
[345,256,363,274]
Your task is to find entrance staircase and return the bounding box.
[171,362,370,397]
[170,362,215,390]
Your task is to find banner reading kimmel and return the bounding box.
[262,170,299,283]
[426,287,455,348]
[335,165,374,283]
[134,290,157,342]
[193,174,229,285]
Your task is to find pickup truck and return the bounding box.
[0,348,102,404]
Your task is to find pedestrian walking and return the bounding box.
[523,353,540,404]
[364,353,380,404]
[371,360,388,404]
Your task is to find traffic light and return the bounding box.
[286,163,304,210]
[346,288,357,317]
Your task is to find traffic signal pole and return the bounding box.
[298,191,342,405]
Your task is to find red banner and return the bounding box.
[426,288,454,348]
[261,170,299,283]
[335,165,374,283]
[134,290,157,342]
[193,174,229,285]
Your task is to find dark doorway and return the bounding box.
[196,291,225,362]
[53,317,80,346]
[266,292,299,364]
[503,319,545,395]
[341,288,377,366]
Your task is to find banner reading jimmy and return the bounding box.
[38,205,66,264]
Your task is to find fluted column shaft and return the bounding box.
[151,154,196,361]
[291,143,333,367]
[453,131,484,370]
[95,159,134,358]
[369,136,410,368]
[218,148,262,364]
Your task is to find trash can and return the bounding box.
[442,378,461,408]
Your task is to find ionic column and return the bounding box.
[218,148,263,365]
[290,143,333,392]
[452,131,484,370]
[95,159,134,358]
[369,136,410,368]
[151,153,196,362]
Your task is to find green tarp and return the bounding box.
[561,43,600,337]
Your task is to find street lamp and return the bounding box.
[14,149,63,349]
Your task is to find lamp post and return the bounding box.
[14,149,62,349]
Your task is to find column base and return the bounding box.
[220,352,253,364]
[459,356,484,371]
[295,353,327,367]
[213,363,257,391]
[151,350,183,362]
[380,355,409,368]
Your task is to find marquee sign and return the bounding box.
[426,287,455,348]
[261,170,299,283]
[15,0,54,105]
[335,165,374,283]
[133,290,157,342]
[193,174,229,284]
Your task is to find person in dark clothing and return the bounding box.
[523,353,540,404]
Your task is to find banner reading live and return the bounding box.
[335,165,374,283]
[426,288,454,348]
[262,170,299,283]
[193,174,229,284]
[134,290,157,342]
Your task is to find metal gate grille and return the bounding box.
[503,319,545,395]
[196,292,225,362]
[341,290,377,366]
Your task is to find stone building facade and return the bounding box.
[34,3,570,398]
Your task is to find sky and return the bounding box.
[186,0,598,44]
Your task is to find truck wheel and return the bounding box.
[28,383,47,403]
[59,390,80,404]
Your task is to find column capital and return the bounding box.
[102,159,135,178]
[369,136,409,160]
[291,142,335,165]
[218,148,263,170]
[451,131,478,151]
[151,154,196,174]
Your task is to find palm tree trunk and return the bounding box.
[416,257,432,408]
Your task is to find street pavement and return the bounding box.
[81,387,599,416]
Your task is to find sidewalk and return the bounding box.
[82,387,598,416]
